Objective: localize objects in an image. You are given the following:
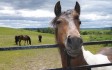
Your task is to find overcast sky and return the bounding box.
[0,0,112,28]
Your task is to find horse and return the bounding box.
[52,1,112,70]
[38,35,42,43]
[15,35,31,46]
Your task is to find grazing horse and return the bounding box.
[52,1,112,70]
[38,35,42,43]
[15,35,31,46]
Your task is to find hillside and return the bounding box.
[0,27,42,35]
[0,27,55,47]
[0,27,111,47]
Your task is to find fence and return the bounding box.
[0,40,112,51]
[0,40,112,70]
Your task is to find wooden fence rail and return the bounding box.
[0,40,112,51]
[0,44,58,51]
[83,40,112,45]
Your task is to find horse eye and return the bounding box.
[79,21,81,24]
[74,16,79,19]
[56,20,61,24]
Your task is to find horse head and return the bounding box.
[52,1,83,57]
[15,35,19,45]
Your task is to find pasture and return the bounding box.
[0,27,111,70]
[0,49,61,70]
[0,27,55,47]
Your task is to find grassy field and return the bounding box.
[0,27,55,47]
[0,27,61,70]
[0,27,111,70]
[0,49,62,70]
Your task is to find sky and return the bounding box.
[0,0,112,28]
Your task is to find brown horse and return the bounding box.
[15,35,31,46]
[52,1,112,70]
[38,35,42,43]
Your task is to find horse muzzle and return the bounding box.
[65,36,83,57]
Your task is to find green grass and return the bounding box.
[0,27,111,70]
[0,48,61,70]
[81,35,112,42]
[0,27,55,47]
[0,27,60,70]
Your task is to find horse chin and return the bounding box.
[66,48,82,57]
[65,44,82,57]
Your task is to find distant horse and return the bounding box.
[38,35,42,43]
[52,1,112,70]
[15,35,31,46]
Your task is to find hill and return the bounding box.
[0,27,55,47]
[81,27,112,30]
[23,27,112,34]
[23,27,112,30]
[0,27,41,35]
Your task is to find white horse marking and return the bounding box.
[82,46,112,70]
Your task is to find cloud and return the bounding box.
[80,13,112,21]
[0,6,55,18]
[18,9,54,17]
[79,0,112,28]
[0,0,111,28]
[0,15,53,28]
[81,0,112,13]
[81,21,112,28]
[0,0,49,10]
[0,0,78,10]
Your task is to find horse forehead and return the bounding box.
[61,10,78,18]
[63,10,73,15]
[61,11,72,18]
[60,10,77,25]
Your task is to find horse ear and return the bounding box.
[54,1,61,16]
[74,1,80,15]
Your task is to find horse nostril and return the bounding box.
[67,36,72,44]
[67,36,83,44]
[68,35,71,38]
